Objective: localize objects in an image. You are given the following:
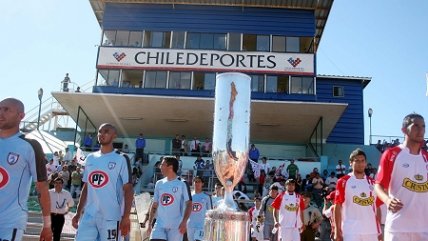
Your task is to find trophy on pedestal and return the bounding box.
[204,72,251,241]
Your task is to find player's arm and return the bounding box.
[179,200,192,234]
[273,209,280,228]
[147,201,158,234]
[72,183,88,228]
[36,181,53,241]
[120,183,134,236]
[334,203,343,241]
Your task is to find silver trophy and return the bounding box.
[204,72,251,241]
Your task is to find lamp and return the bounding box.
[37,88,43,130]
[368,108,373,145]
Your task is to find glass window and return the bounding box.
[115,31,129,47]
[97,70,120,87]
[333,86,344,97]
[251,75,264,92]
[204,73,216,90]
[129,31,143,47]
[187,32,200,49]
[272,36,286,52]
[144,71,167,88]
[200,33,214,49]
[213,34,226,50]
[266,75,289,93]
[169,72,191,89]
[193,72,216,90]
[290,76,314,94]
[171,31,185,49]
[300,37,314,53]
[257,35,270,51]
[121,70,143,88]
[286,37,300,53]
[228,33,241,51]
[243,34,257,51]
[102,30,116,46]
[144,31,171,48]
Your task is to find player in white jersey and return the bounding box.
[148,156,192,241]
[334,148,380,241]
[272,179,304,241]
[375,113,428,241]
[187,176,212,241]
[72,123,133,241]
[248,196,263,241]
[0,98,52,241]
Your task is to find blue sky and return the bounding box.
[1,0,427,144]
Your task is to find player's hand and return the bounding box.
[146,225,152,236]
[274,222,280,228]
[386,197,403,213]
[71,214,80,229]
[178,220,187,234]
[120,216,131,237]
[39,226,53,241]
[334,229,343,241]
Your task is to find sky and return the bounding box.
[1,0,427,145]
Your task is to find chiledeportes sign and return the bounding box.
[97,47,314,75]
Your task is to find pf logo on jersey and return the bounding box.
[161,193,174,206]
[192,202,202,212]
[89,170,109,188]
[0,167,10,189]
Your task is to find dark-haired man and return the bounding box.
[148,156,192,241]
[49,177,74,241]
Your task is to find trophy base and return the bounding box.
[204,209,250,241]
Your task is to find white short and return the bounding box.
[384,231,428,241]
[343,233,378,241]
[75,213,121,241]
[279,227,300,241]
[150,222,183,241]
[0,228,24,241]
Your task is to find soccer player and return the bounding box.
[272,179,304,241]
[375,113,428,241]
[187,176,212,241]
[0,98,52,241]
[147,156,192,241]
[261,185,279,241]
[335,148,380,241]
[72,123,133,241]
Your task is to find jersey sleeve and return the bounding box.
[25,138,48,182]
[183,180,192,202]
[375,148,395,189]
[299,196,305,210]
[335,177,346,205]
[271,194,283,209]
[153,180,160,204]
[120,153,132,184]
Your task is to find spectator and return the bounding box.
[202,138,212,156]
[335,160,347,178]
[70,166,82,199]
[286,159,299,180]
[58,165,70,190]
[63,147,73,163]
[180,135,188,156]
[248,197,263,241]
[261,185,279,241]
[212,182,224,209]
[311,172,324,208]
[189,137,201,156]
[49,177,74,241]
[249,144,260,162]
[83,134,93,151]
[122,144,130,153]
[172,134,181,155]
[135,133,146,162]
[46,159,57,177]
[301,192,323,241]
[325,172,338,189]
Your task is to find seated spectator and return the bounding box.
[202,138,212,156]
[325,172,338,189]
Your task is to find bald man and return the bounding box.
[72,123,133,241]
[0,98,53,241]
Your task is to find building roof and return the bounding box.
[89,0,334,50]
[317,74,372,88]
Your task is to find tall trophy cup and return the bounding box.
[204,72,251,241]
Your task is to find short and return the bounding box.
[279,227,300,241]
[187,227,204,241]
[0,228,24,241]
[384,231,428,241]
[75,213,120,241]
[343,233,378,241]
[150,222,183,241]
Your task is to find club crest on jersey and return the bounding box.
[108,162,116,170]
[360,192,367,198]
[0,167,10,189]
[88,170,109,188]
[172,186,178,193]
[160,193,174,206]
[7,152,19,165]
[192,202,202,212]
[415,174,423,181]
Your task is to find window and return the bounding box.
[144,31,171,48]
[121,70,143,88]
[290,76,314,94]
[251,75,264,92]
[144,71,167,88]
[129,31,143,47]
[257,35,270,51]
[266,75,289,93]
[169,72,191,89]
[272,36,286,52]
[300,37,314,53]
[115,31,129,47]
[333,86,344,97]
[102,30,116,46]
[97,70,120,87]
[187,32,227,50]
[171,31,185,49]
[193,72,216,90]
[228,33,241,51]
[243,34,257,51]
[286,37,300,53]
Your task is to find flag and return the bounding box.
[76,148,86,166]
[249,159,261,178]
